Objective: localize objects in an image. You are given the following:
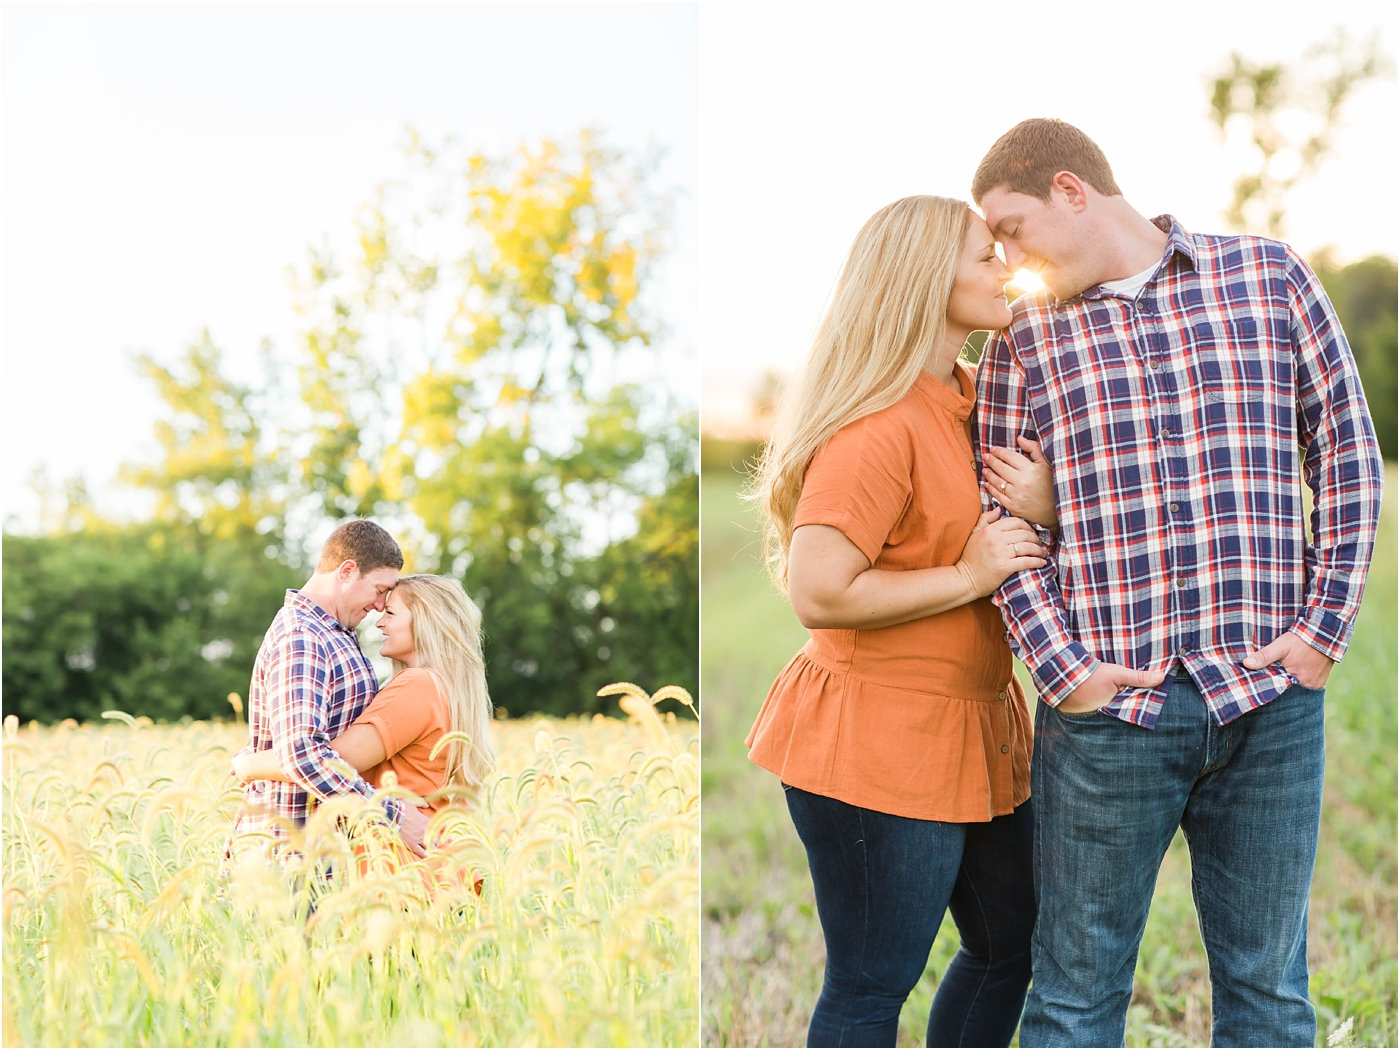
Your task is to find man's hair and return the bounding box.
[972,118,1122,205]
[316,519,404,575]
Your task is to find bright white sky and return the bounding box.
[5,4,1396,517]
[1,2,699,526]
[700,3,1399,433]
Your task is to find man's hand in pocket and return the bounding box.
[1059,662,1166,715]
[1243,632,1334,690]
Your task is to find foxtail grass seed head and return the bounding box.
[4,687,698,1047]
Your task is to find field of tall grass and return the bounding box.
[3,688,698,1047]
[701,465,1397,1048]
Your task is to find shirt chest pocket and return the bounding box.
[1193,318,1269,402]
[1205,386,1265,404]
[1190,319,1275,441]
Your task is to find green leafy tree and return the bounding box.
[2,524,299,723]
[1208,32,1397,462]
[5,377,302,723]
[4,132,696,723]
[1209,28,1392,237]
[377,133,691,714]
[302,131,698,715]
[121,331,286,540]
[585,417,699,710]
[1315,255,1399,460]
[283,187,434,522]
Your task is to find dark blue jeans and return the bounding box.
[1021,678,1325,1048]
[784,785,1035,1047]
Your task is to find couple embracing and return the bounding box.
[229,519,495,875]
[747,120,1382,1047]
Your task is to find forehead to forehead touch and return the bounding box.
[362,565,399,590]
[979,189,1025,234]
[963,213,995,256]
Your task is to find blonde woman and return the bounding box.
[746,196,1055,1047]
[233,575,495,867]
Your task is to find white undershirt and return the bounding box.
[1099,259,1161,300]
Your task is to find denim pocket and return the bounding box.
[1052,705,1103,723]
[1287,683,1326,701]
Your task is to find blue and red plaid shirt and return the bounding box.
[975,216,1383,729]
[234,590,401,834]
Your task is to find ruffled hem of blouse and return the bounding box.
[746,649,1032,823]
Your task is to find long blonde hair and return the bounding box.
[390,575,495,792]
[750,195,971,590]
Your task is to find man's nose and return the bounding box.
[374,594,387,611]
[1003,243,1028,269]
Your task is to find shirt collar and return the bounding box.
[1074,214,1198,303]
[285,588,357,635]
[913,362,974,423]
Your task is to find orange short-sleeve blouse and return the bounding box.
[745,362,1031,822]
[353,667,453,813]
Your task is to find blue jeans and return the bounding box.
[784,785,1035,1047]
[1021,678,1325,1048]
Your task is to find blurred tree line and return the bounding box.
[3,133,698,723]
[1209,28,1396,457]
[1316,254,1397,459]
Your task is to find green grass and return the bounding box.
[701,466,1396,1048]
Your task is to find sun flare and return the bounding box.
[1010,269,1045,293]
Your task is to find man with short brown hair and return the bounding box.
[234,519,428,857]
[315,517,405,577]
[972,118,1382,1046]
[972,117,1122,206]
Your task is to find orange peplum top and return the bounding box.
[354,667,453,812]
[746,361,1031,822]
[351,667,484,895]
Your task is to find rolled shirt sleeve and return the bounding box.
[352,669,439,761]
[794,415,915,564]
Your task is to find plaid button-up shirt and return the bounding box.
[975,216,1382,729]
[234,590,401,834]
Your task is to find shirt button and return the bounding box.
[1169,503,1179,513]
[1160,428,1171,440]
[998,690,1007,700]
[1001,744,1010,754]
[1176,578,1187,588]
[1178,646,1189,656]
[1149,360,1161,371]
